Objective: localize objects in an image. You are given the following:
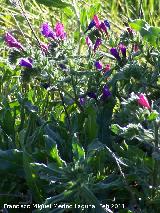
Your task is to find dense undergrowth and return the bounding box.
[0,0,160,213]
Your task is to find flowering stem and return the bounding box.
[17,0,42,50]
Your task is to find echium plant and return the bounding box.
[2,9,160,213]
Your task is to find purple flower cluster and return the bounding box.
[110,48,121,60]
[41,22,66,40]
[85,15,110,52]
[79,85,111,106]
[86,36,93,49]
[94,61,111,75]
[5,33,24,50]
[86,37,102,52]
[102,85,111,99]
[95,61,103,70]
[41,22,56,39]
[5,20,66,69]
[110,43,127,60]
[19,58,33,68]
[94,38,102,52]
[4,32,34,68]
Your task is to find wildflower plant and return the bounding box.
[1,1,160,212]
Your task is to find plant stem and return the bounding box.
[70,73,84,112]
[17,0,42,50]
[58,88,71,132]
[42,91,49,117]
[139,0,143,18]
[71,0,81,54]
[152,121,159,198]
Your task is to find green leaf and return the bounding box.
[31,162,64,179]
[1,109,15,139]
[147,111,159,121]
[44,135,65,166]
[111,124,121,135]
[84,105,98,143]
[129,19,147,31]
[93,179,123,192]
[97,98,115,145]
[23,151,43,203]
[81,185,111,213]
[35,0,72,8]
[72,135,85,161]
[87,139,105,152]
[129,19,160,47]
[0,149,24,177]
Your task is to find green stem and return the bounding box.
[42,91,49,117]
[71,0,81,54]
[70,73,84,112]
[152,121,159,198]
[139,0,143,18]
[17,0,42,50]
[58,88,71,132]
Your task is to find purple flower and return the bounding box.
[93,15,101,28]
[94,38,102,52]
[137,94,150,109]
[119,44,126,57]
[104,20,110,29]
[54,22,66,40]
[101,85,111,101]
[41,22,56,39]
[102,85,111,98]
[79,97,85,106]
[127,27,133,36]
[95,61,103,70]
[40,42,49,53]
[19,58,33,68]
[110,48,121,60]
[99,22,107,34]
[86,36,93,49]
[5,32,24,50]
[85,19,95,33]
[59,63,67,70]
[87,92,97,99]
[103,64,111,74]
[133,44,139,52]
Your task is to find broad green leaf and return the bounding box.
[129,19,160,47]
[31,162,63,177]
[44,190,74,205]
[72,135,85,161]
[0,149,24,177]
[23,151,43,203]
[81,185,112,213]
[93,179,123,192]
[97,98,115,145]
[87,140,105,152]
[129,19,147,31]
[44,135,65,166]
[1,109,15,140]
[84,105,98,143]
